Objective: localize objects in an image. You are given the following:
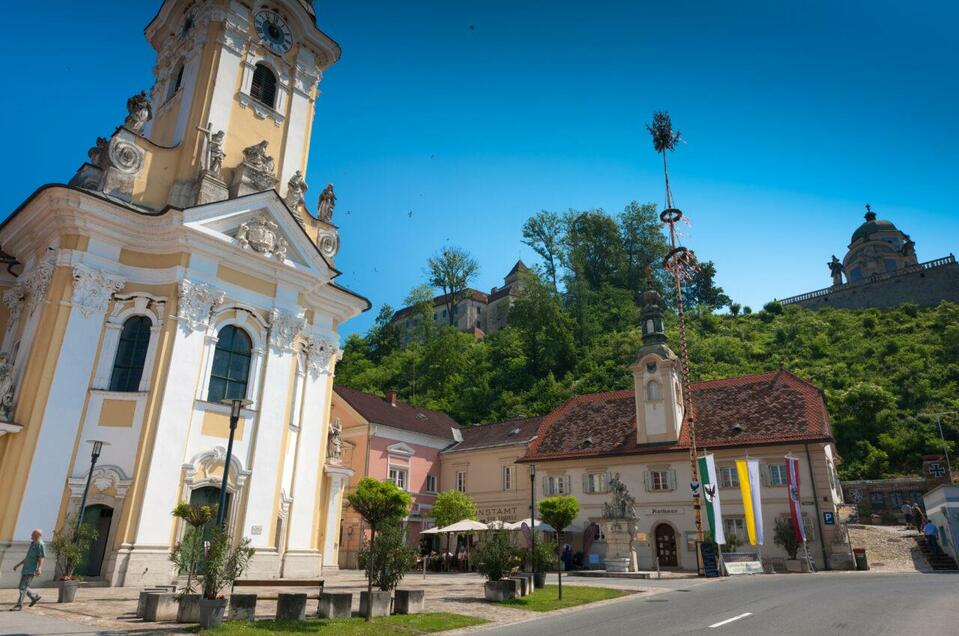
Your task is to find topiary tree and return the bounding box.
[358,520,417,591]
[347,478,413,620]
[429,490,478,569]
[773,517,800,559]
[538,495,579,600]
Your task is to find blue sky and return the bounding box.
[2,1,956,336]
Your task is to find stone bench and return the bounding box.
[318,592,352,619]
[394,589,425,614]
[229,594,257,622]
[359,590,392,618]
[276,593,307,620]
[143,592,178,622]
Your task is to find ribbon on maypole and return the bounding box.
[697,454,725,544]
[785,454,806,543]
[735,458,764,545]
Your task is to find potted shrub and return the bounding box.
[773,518,802,572]
[198,526,254,629]
[473,528,520,601]
[50,517,98,603]
[170,502,216,594]
[528,539,558,589]
[357,520,416,616]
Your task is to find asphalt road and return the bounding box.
[499,572,958,635]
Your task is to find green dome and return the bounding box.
[851,208,899,243]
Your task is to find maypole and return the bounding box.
[646,111,706,575]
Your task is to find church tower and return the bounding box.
[70,0,340,260]
[630,290,685,444]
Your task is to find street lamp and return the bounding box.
[529,464,537,576]
[217,398,252,527]
[75,440,110,540]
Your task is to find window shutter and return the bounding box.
[644,471,651,492]
[582,473,590,494]
[668,469,677,491]
[604,472,612,493]
[565,475,572,494]
[760,465,771,487]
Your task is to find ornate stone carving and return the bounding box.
[123,91,153,133]
[0,353,16,422]
[100,132,147,202]
[2,287,24,326]
[198,122,226,178]
[5,261,56,321]
[317,231,339,260]
[108,138,145,174]
[302,336,338,378]
[284,171,308,223]
[231,141,278,197]
[236,217,288,261]
[177,279,225,332]
[327,417,343,464]
[88,137,109,167]
[602,475,638,522]
[269,308,306,353]
[72,267,126,319]
[317,183,336,223]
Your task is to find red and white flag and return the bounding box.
[785,454,806,543]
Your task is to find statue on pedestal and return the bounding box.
[600,475,640,572]
[327,417,343,464]
[0,353,16,422]
[123,91,153,133]
[317,183,336,222]
[828,255,845,286]
[285,171,308,221]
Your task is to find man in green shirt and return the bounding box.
[11,529,44,610]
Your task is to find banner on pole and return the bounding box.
[697,454,725,544]
[735,458,764,546]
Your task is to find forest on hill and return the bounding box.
[337,202,959,481]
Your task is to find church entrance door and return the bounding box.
[79,505,113,577]
[655,523,678,567]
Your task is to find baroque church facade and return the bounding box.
[0,0,366,587]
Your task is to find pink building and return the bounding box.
[332,386,460,568]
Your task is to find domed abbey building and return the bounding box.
[0,0,367,587]
[780,206,959,309]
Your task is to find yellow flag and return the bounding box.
[736,459,757,545]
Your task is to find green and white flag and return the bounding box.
[697,453,725,545]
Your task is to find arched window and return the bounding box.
[207,325,253,402]
[646,380,662,401]
[109,316,152,391]
[250,63,277,109]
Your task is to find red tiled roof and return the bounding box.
[391,289,489,321]
[443,416,543,453]
[522,369,833,462]
[334,386,461,440]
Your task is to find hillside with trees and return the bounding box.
[337,203,959,481]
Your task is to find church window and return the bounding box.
[109,316,152,392]
[645,318,654,334]
[646,380,662,401]
[167,61,185,101]
[207,325,253,403]
[250,63,278,109]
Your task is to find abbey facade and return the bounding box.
[0,0,366,587]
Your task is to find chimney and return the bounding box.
[387,389,397,406]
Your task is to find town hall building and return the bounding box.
[0,0,367,587]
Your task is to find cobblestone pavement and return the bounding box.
[0,570,673,634]
[847,524,931,572]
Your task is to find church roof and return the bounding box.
[520,369,833,462]
[505,260,530,278]
[334,385,461,440]
[851,208,901,244]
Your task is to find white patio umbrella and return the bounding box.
[420,526,442,535]
[439,519,489,533]
[509,517,555,532]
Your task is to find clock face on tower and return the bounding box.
[255,10,293,54]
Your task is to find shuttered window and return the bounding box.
[250,63,277,109]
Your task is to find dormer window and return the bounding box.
[250,63,278,109]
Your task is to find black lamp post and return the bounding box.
[529,464,537,575]
[217,398,251,527]
[75,440,109,540]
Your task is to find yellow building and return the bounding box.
[0,0,367,587]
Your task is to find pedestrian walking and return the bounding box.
[912,504,924,533]
[923,520,939,552]
[902,502,913,527]
[10,529,44,611]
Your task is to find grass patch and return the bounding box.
[498,585,627,612]
[199,612,487,635]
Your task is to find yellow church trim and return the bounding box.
[216,264,277,298]
[118,249,189,269]
[201,410,247,441]
[98,400,138,428]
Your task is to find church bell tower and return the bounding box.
[630,290,685,444]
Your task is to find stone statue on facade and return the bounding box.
[208,131,225,177]
[231,141,278,197]
[327,417,343,464]
[902,235,916,259]
[88,137,109,167]
[285,171,308,222]
[0,353,16,422]
[317,183,336,223]
[828,255,845,286]
[123,91,153,133]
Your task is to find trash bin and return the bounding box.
[852,546,869,571]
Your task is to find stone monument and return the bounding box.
[600,475,639,573]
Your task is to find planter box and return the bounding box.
[58,581,79,604]
[509,576,529,596]
[143,593,178,622]
[136,589,165,618]
[785,559,803,573]
[177,594,202,623]
[199,598,227,629]
[318,592,352,619]
[276,593,307,620]
[533,572,547,589]
[484,580,516,602]
[359,591,392,618]
[229,594,257,622]
[394,589,424,615]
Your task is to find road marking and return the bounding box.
[709,612,752,628]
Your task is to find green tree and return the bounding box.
[430,490,479,565]
[346,478,413,620]
[685,260,731,310]
[521,210,564,290]
[538,495,580,600]
[358,520,416,591]
[508,272,576,379]
[427,246,480,326]
[171,501,217,593]
[772,517,800,560]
